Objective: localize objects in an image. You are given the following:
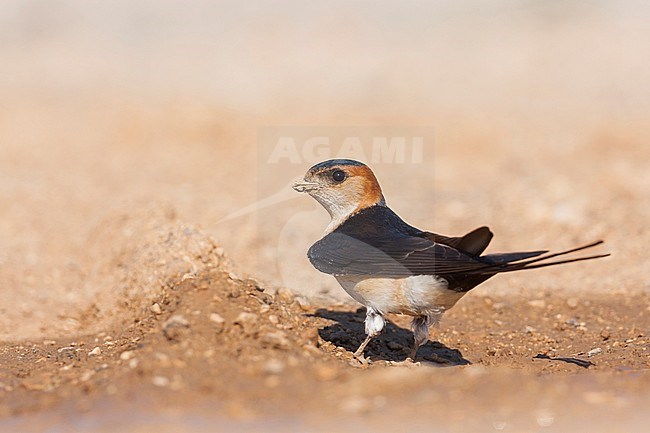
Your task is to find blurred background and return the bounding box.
[1,0,649,338]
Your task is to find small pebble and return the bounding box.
[210,313,226,333]
[163,315,190,341]
[234,312,258,334]
[565,318,586,329]
[262,359,285,375]
[88,347,102,356]
[246,278,264,292]
[155,352,171,367]
[209,313,225,324]
[527,299,546,309]
[152,376,170,387]
[587,348,602,357]
[150,303,162,315]
[164,315,189,327]
[80,370,95,382]
[262,331,291,350]
[234,312,258,324]
[120,350,135,361]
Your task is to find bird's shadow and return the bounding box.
[313,307,470,366]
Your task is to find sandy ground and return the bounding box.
[1,1,649,432]
[1,256,649,432]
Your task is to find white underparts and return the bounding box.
[336,274,465,317]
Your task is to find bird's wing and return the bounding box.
[307,231,492,277]
[424,226,493,256]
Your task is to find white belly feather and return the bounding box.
[335,274,466,316]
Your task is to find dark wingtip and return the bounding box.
[476,226,494,238]
[459,226,494,255]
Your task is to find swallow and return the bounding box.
[293,159,609,362]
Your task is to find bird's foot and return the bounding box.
[424,352,453,365]
[406,346,419,363]
[350,353,371,367]
[387,358,420,367]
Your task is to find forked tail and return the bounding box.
[478,240,609,274]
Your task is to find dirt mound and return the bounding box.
[0,249,335,421]
[0,206,223,341]
[79,207,225,334]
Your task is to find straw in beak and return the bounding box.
[292,180,320,193]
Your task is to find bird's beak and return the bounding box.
[292,179,320,193]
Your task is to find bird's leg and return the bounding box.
[352,335,373,359]
[409,316,431,361]
[352,307,385,360]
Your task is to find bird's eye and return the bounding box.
[331,169,346,183]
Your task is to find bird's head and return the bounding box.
[293,159,385,232]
